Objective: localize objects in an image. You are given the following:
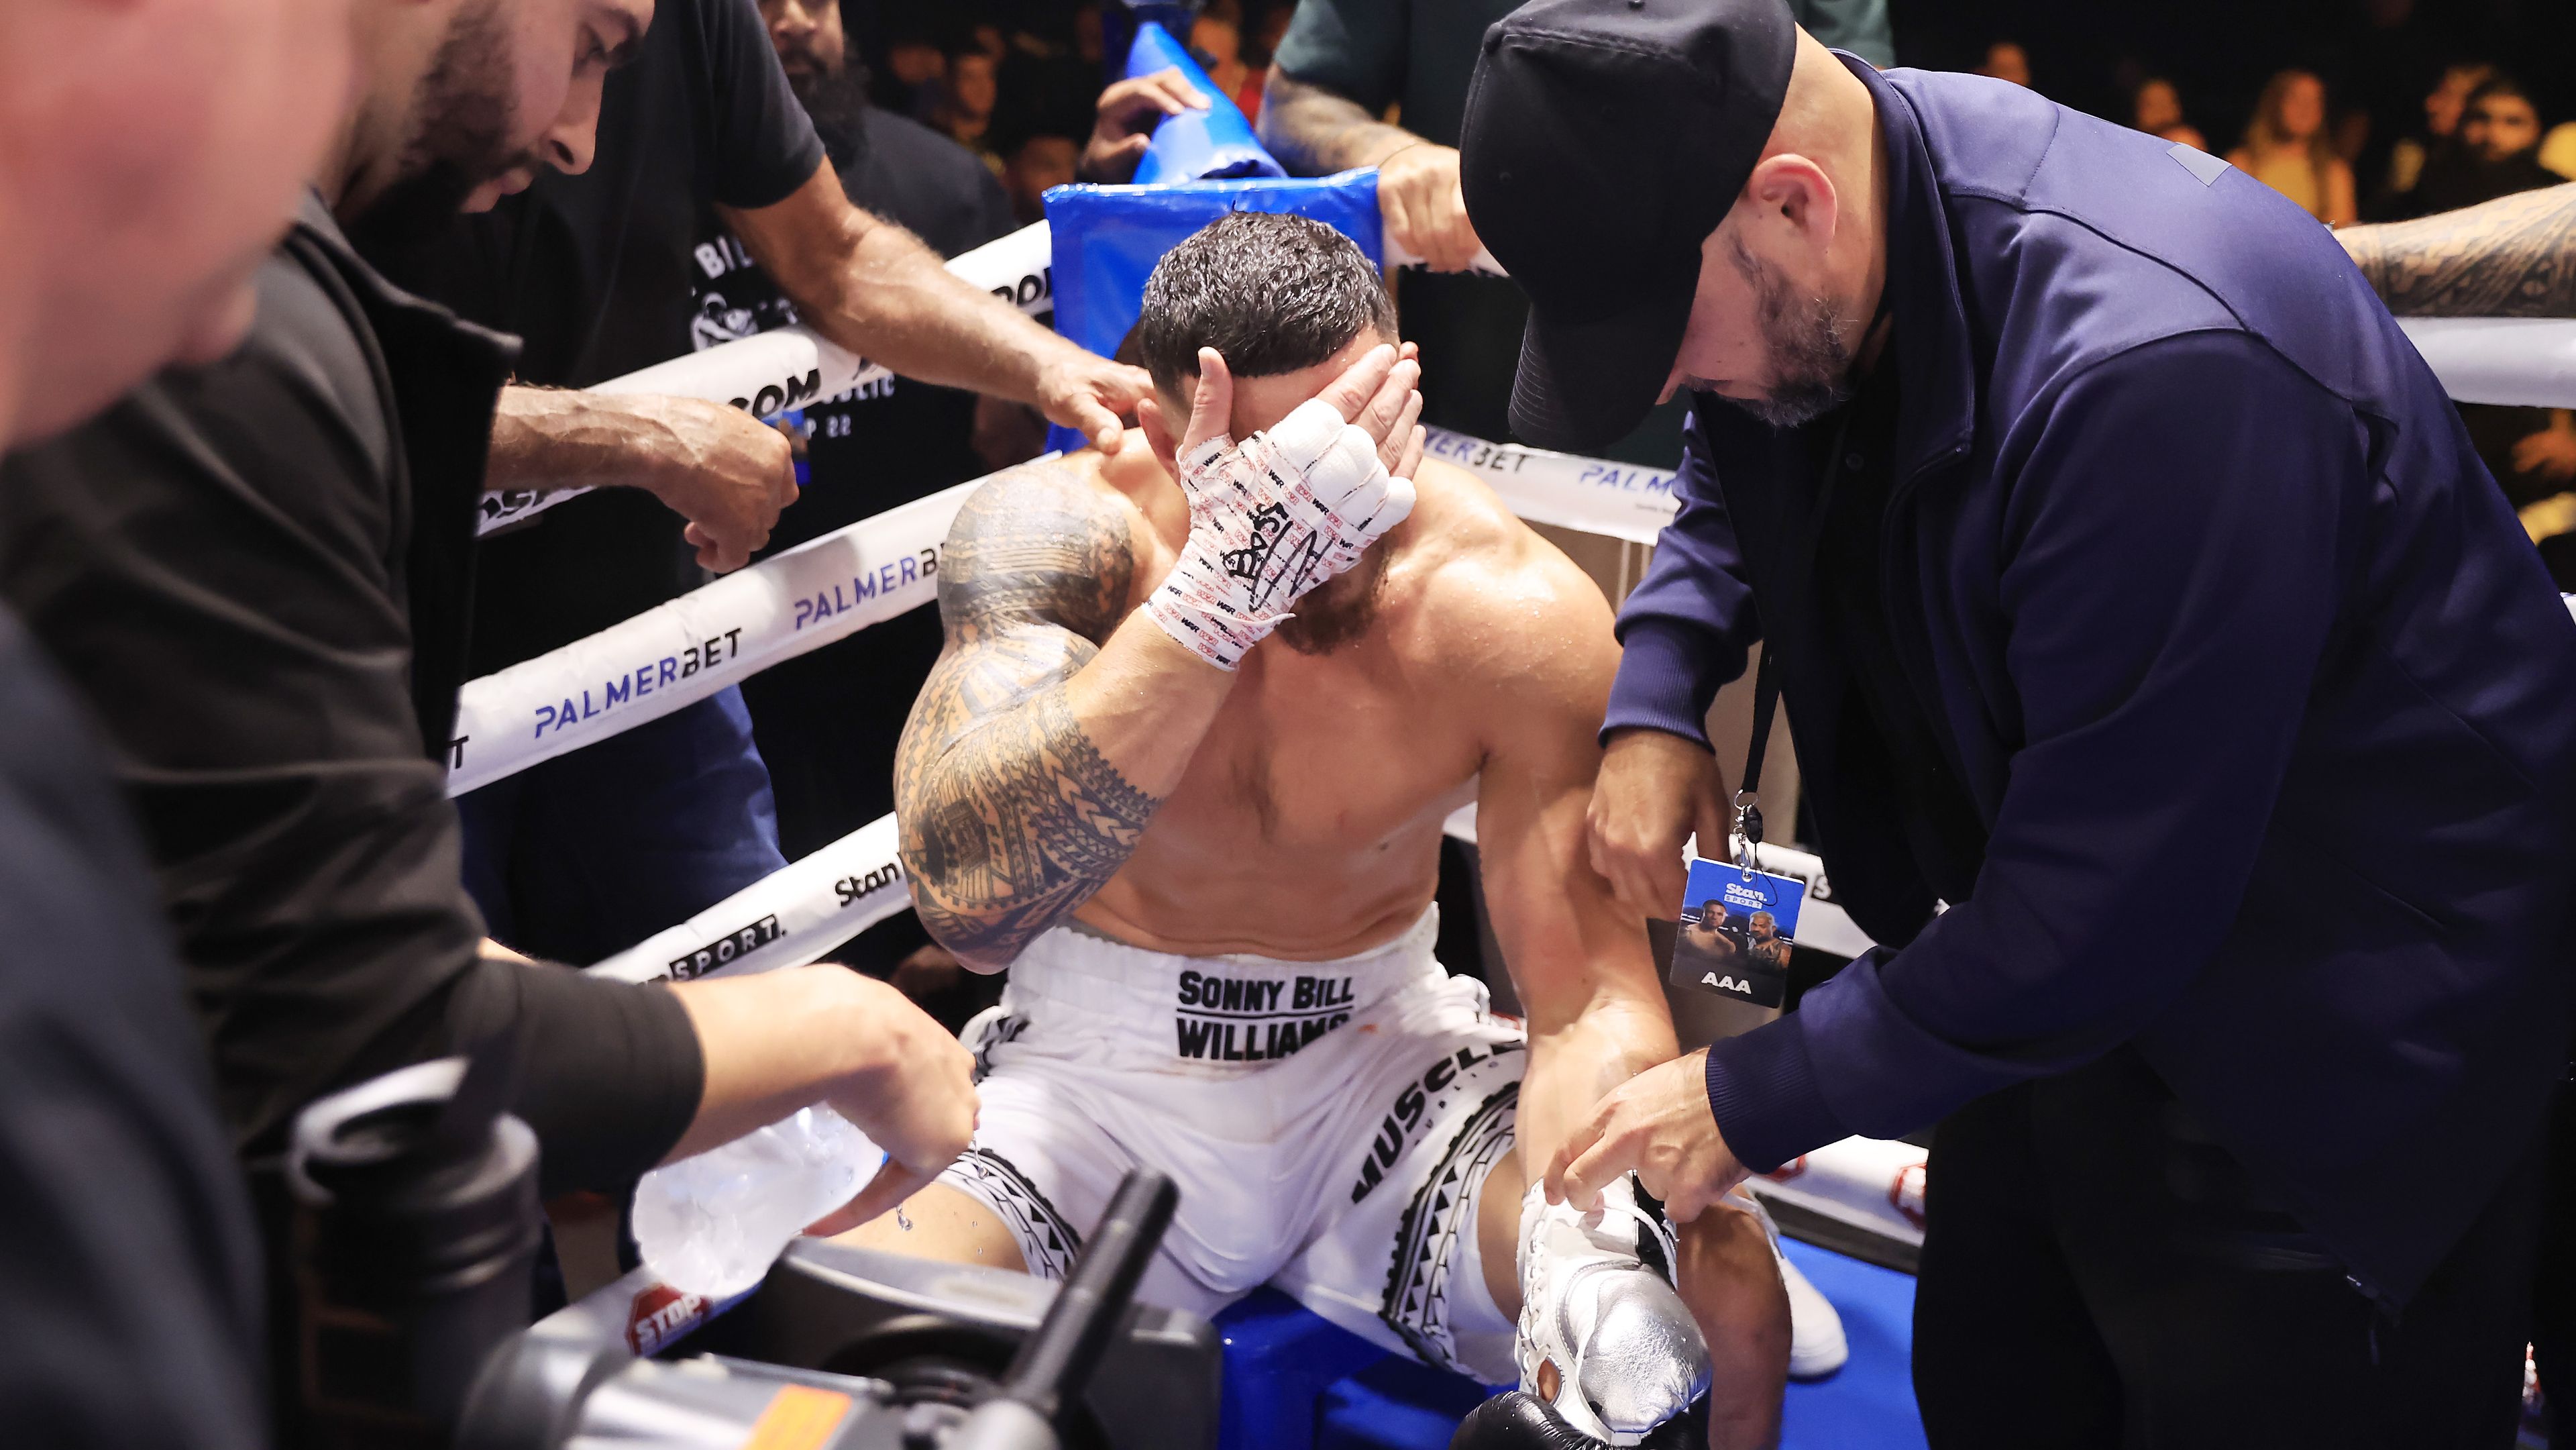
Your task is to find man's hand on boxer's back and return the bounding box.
[1588,727,1732,919]
[1138,342,1425,670]
[1034,346,1156,456]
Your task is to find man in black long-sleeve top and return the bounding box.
[0,0,354,1445]
[366,0,1150,980]
[1,1,981,1440]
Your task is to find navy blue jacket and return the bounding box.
[1607,62,2576,1302]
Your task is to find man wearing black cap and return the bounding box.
[1460,1,2576,1442]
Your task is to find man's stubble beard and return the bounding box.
[1708,231,1856,431]
[1275,543,1389,656]
[343,0,525,255]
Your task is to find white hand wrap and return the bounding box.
[1515,1178,1710,1446]
[1144,397,1416,670]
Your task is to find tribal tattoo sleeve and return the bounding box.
[894,464,1158,964]
[2341,183,2576,318]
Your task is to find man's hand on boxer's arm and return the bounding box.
[1548,1047,1748,1223]
[664,966,977,1236]
[488,387,799,571]
[1080,66,1209,183]
[1588,727,1732,919]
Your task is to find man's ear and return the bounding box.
[1740,153,1841,274]
[1137,389,1185,476]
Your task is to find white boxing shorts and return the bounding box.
[937,907,1524,1382]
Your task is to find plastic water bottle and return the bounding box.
[631,1103,884,1298]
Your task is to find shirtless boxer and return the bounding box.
[846,213,1802,1449]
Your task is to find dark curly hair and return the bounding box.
[1134,211,1398,399]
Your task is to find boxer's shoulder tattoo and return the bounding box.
[2342,183,2576,318]
[896,463,1157,963]
[937,462,1137,645]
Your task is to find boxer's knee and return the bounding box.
[1675,1195,1789,1449]
[1674,1192,1774,1275]
[1675,1194,1788,1333]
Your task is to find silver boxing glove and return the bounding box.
[1511,1178,1711,1446]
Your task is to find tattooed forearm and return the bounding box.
[1256,70,1414,176]
[2339,183,2576,317]
[894,462,1158,965]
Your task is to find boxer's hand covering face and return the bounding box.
[1144,345,1421,670]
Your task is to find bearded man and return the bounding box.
[1456,1,2576,1443]
[0,3,979,1441]
[686,0,1016,972]
[363,0,1150,990]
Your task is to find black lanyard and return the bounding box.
[1735,645,1782,859]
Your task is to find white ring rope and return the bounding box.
[475,221,1059,535]
[447,476,973,794]
[2397,317,2576,409]
[1747,1135,1928,1249]
[455,218,2574,986]
[586,813,909,984]
[449,441,1682,794]
[1423,429,1677,545]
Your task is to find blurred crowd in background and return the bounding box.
[851,1,1283,224]
[839,0,2575,227]
[718,0,2576,1010]
[808,0,2575,578]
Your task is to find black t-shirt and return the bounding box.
[688,103,1014,531]
[697,101,1010,917]
[0,607,266,1450]
[0,203,703,1191]
[369,0,826,674]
